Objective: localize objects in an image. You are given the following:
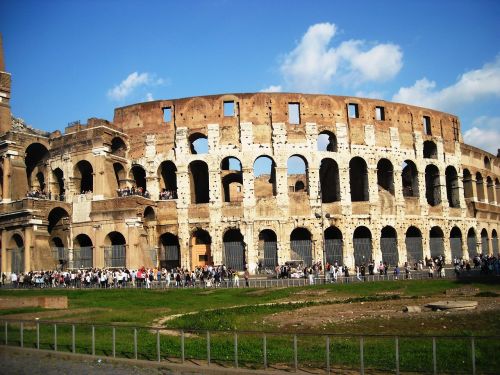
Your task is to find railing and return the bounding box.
[1,318,498,374]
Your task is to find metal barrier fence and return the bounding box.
[1,318,498,374]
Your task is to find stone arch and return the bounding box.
[481,228,489,255]
[318,131,337,152]
[350,157,369,202]
[425,164,441,206]
[290,227,312,266]
[320,158,340,203]
[402,160,419,198]
[130,164,147,192]
[159,232,180,270]
[288,155,309,194]
[486,176,495,203]
[73,233,93,268]
[429,226,445,259]
[104,231,126,268]
[476,172,485,201]
[450,226,463,260]
[113,163,126,193]
[353,226,372,266]
[8,233,24,274]
[254,155,277,197]
[143,206,156,221]
[380,226,398,266]
[377,158,394,195]
[25,142,50,191]
[189,132,208,154]
[445,166,460,207]
[190,228,212,267]
[221,157,243,203]
[423,140,438,159]
[496,178,500,203]
[74,160,93,193]
[484,156,491,169]
[110,136,127,157]
[258,229,278,268]
[223,228,246,270]
[324,226,343,265]
[48,207,70,234]
[492,229,499,254]
[189,160,209,203]
[467,228,477,256]
[158,161,178,199]
[52,167,65,199]
[405,226,423,265]
[462,169,473,199]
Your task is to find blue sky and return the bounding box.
[1,0,499,154]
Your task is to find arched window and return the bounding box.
[377,159,394,195]
[113,163,126,194]
[429,226,444,259]
[25,143,49,192]
[353,226,372,266]
[221,157,243,203]
[380,226,398,266]
[350,157,369,202]
[110,137,127,157]
[290,228,312,266]
[402,160,419,198]
[405,226,423,265]
[189,160,209,203]
[425,164,441,206]
[52,168,65,200]
[223,229,245,270]
[486,176,495,203]
[423,141,438,159]
[159,233,180,270]
[445,166,460,207]
[317,131,337,152]
[131,165,147,192]
[259,230,278,269]
[492,229,499,254]
[467,228,477,256]
[190,228,212,267]
[8,234,24,273]
[450,227,463,260]
[320,158,340,203]
[74,234,93,268]
[462,169,473,199]
[158,161,177,200]
[104,231,126,268]
[74,160,93,193]
[288,155,308,195]
[189,133,208,154]
[481,228,489,255]
[48,207,70,234]
[254,156,277,198]
[324,226,343,265]
[476,172,485,201]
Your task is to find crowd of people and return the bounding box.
[159,189,177,200]
[116,186,150,198]
[26,189,65,201]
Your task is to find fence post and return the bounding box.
[112,326,116,358]
[294,334,298,372]
[234,332,238,368]
[326,336,330,374]
[263,334,267,369]
[395,336,399,375]
[181,330,185,363]
[432,337,437,375]
[54,324,57,351]
[72,325,75,353]
[91,326,95,356]
[360,336,364,375]
[20,322,23,348]
[134,328,137,360]
[36,321,40,349]
[471,337,476,375]
[156,329,161,362]
[206,331,211,366]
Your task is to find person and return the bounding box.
[234,272,240,287]
[11,272,18,288]
[394,265,400,280]
[244,268,250,287]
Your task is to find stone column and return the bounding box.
[1,230,8,273]
[24,227,33,272]
[146,176,160,200]
[2,155,11,202]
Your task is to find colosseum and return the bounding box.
[0,38,498,275]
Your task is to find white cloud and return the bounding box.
[145,92,154,101]
[354,90,385,100]
[107,72,164,101]
[260,85,282,93]
[392,56,500,111]
[280,22,403,92]
[463,116,500,155]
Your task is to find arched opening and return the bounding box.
[159,233,180,270]
[51,236,67,268]
[287,155,308,195]
[290,228,312,266]
[476,172,485,201]
[425,164,441,206]
[189,133,208,154]
[463,169,473,199]
[467,228,477,256]
[110,137,127,157]
[189,160,209,203]
[318,131,337,152]
[74,160,93,193]
[353,226,372,266]
[324,226,343,265]
[496,179,500,204]
[423,141,438,159]
[320,158,340,203]
[492,229,499,254]
[450,227,463,260]
[402,160,419,198]
[381,226,398,266]
[377,158,394,195]
[223,228,246,270]
[405,226,423,265]
[8,234,24,273]
[48,207,70,234]
[190,228,212,267]
[131,165,147,193]
[113,163,126,195]
[158,161,178,199]
[486,176,495,203]
[52,168,65,200]
[429,226,444,259]
[350,157,369,202]
[484,156,491,169]
[25,143,49,192]
[258,229,277,269]
[254,156,277,198]
[481,228,489,255]
[445,166,460,207]
[143,206,156,222]
[74,234,93,268]
[221,157,243,203]
[104,231,126,268]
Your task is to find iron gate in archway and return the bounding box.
[290,240,312,266]
[160,245,180,270]
[223,241,245,270]
[380,238,398,266]
[324,239,343,265]
[405,237,423,265]
[450,238,463,260]
[263,241,278,268]
[353,239,372,265]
